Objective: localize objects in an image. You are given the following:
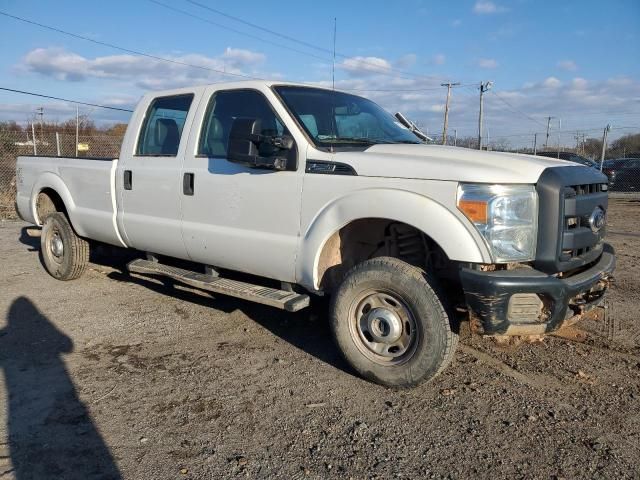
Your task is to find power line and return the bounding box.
[0,10,262,81]
[147,0,330,62]
[484,125,639,139]
[489,90,547,128]
[1,9,477,92]
[183,0,452,83]
[186,0,333,55]
[0,87,134,112]
[548,110,640,118]
[346,83,477,92]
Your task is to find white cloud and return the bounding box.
[570,77,588,89]
[473,1,507,14]
[542,76,562,88]
[451,19,462,27]
[221,47,265,67]
[432,54,446,65]
[312,73,640,148]
[339,56,393,77]
[8,47,640,148]
[477,58,498,69]
[557,60,578,71]
[395,54,418,69]
[20,47,268,90]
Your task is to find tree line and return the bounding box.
[0,119,127,137]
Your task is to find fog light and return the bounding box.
[507,293,543,323]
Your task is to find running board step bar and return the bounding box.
[127,259,310,312]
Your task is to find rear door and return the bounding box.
[117,92,199,258]
[180,87,304,282]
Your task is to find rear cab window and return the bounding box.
[136,94,194,156]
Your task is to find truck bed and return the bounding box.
[15,155,126,247]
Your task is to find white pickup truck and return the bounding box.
[16,81,615,387]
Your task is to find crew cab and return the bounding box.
[15,81,615,387]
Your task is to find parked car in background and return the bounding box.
[536,151,599,169]
[602,158,632,189]
[610,158,640,191]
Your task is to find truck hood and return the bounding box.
[331,144,575,184]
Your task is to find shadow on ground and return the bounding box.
[19,227,353,379]
[106,269,352,378]
[0,297,122,480]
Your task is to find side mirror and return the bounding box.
[228,118,292,170]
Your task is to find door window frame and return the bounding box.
[195,88,292,159]
[134,93,195,158]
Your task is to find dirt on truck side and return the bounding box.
[0,197,638,479]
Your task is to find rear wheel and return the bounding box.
[40,212,89,280]
[330,257,457,387]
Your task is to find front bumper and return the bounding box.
[459,244,615,336]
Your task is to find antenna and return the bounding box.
[332,17,337,90]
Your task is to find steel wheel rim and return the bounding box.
[348,289,419,366]
[45,225,64,265]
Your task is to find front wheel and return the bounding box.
[40,212,89,280]
[330,257,457,388]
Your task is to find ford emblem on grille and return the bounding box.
[589,207,606,233]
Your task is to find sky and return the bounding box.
[0,0,639,148]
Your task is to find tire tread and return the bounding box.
[331,256,458,387]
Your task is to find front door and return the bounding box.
[117,92,198,259]
[181,88,304,282]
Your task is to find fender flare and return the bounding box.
[30,173,84,233]
[296,188,491,291]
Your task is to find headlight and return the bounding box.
[457,184,538,262]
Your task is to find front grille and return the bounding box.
[569,183,606,196]
[560,183,607,263]
[535,166,609,274]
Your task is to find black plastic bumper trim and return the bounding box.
[459,244,615,335]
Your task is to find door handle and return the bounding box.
[183,172,194,196]
[124,170,132,190]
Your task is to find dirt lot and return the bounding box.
[0,199,639,480]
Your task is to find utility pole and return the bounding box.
[36,106,44,142]
[544,116,556,149]
[31,122,37,155]
[441,82,460,145]
[556,118,562,156]
[454,129,457,147]
[533,133,538,155]
[600,124,611,170]
[75,106,79,158]
[477,81,492,150]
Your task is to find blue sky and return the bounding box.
[0,0,639,146]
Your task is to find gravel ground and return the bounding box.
[0,198,639,480]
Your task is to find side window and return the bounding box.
[199,90,287,157]
[137,94,194,156]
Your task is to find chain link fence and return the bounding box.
[1,128,638,219]
[0,130,124,219]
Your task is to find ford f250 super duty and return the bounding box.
[15,81,615,387]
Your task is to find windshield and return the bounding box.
[273,86,421,148]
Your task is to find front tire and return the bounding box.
[330,257,457,388]
[40,212,89,280]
